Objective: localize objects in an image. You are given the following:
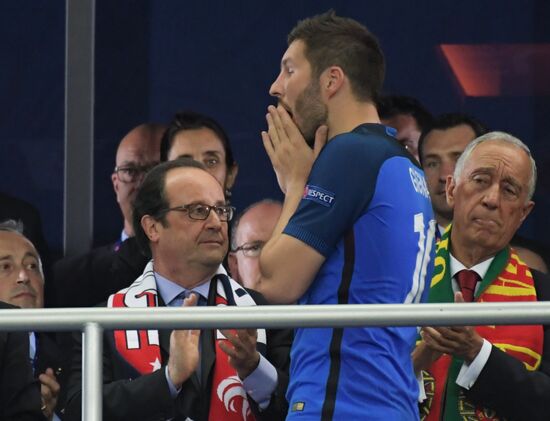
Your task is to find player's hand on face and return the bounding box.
[167,294,201,388]
[39,368,60,421]
[219,328,260,380]
[262,105,327,194]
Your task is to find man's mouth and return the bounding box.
[200,238,224,246]
[12,292,35,300]
[472,217,500,228]
[278,101,294,119]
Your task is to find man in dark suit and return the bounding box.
[0,300,45,420]
[50,123,165,308]
[0,222,66,420]
[64,158,290,420]
[414,132,550,421]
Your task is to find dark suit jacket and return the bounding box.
[465,269,550,421]
[50,237,147,308]
[63,289,291,421]
[35,332,70,419]
[0,302,45,421]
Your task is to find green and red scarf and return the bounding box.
[420,226,543,421]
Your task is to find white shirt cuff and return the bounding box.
[456,339,492,390]
[242,354,278,410]
[417,370,427,402]
[165,366,182,398]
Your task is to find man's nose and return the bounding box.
[439,161,455,182]
[482,183,500,209]
[17,267,30,284]
[205,208,223,229]
[269,72,284,98]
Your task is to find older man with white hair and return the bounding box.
[413,132,550,421]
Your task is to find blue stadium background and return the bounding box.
[1,0,549,258]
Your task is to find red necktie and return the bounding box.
[456,269,480,302]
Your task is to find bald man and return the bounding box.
[112,124,166,240]
[228,200,282,290]
[51,123,166,308]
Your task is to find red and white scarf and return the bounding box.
[108,261,266,421]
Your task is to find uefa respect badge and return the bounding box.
[303,185,335,207]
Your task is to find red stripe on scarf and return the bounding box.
[208,294,256,421]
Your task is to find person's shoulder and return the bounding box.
[531,269,550,301]
[327,124,410,159]
[54,242,116,272]
[0,300,18,310]
[244,288,269,305]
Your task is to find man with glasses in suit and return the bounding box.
[64,158,290,421]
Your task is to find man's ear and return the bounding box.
[225,163,239,191]
[227,252,241,284]
[519,200,535,224]
[322,66,345,98]
[141,215,161,243]
[111,172,120,197]
[446,175,457,209]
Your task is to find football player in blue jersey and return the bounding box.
[256,11,436,420]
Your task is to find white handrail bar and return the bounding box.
[3,302,550,421]
[1,302,550,331]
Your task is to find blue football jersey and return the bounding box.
[283,124,435,420]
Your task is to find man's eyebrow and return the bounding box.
[471,167,493,175]
[0,255,12,261]
[423,153,440,160]
[502,176,522,190]
[23,251,39,260]
[281,57,293,68]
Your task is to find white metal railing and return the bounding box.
[2,302,550,421]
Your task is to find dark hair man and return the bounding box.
[378,95,433,161]
[257,11,435,420]
[0,220,67,420]
[413,132,550,421]
[160,110,238,199]
[417,113,487,234]
[64,158,291,421]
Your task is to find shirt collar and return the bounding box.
[449,254,494,280]
[120,229,130,243]
[154,264,229,305]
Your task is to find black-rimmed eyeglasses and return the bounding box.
[114,163,158,183]
[232,241,265,257]
[160,203,235,222]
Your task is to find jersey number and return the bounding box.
[405,213,435,304]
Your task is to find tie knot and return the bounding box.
[456,269,480,302]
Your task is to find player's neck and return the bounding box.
[327,99,380,140]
